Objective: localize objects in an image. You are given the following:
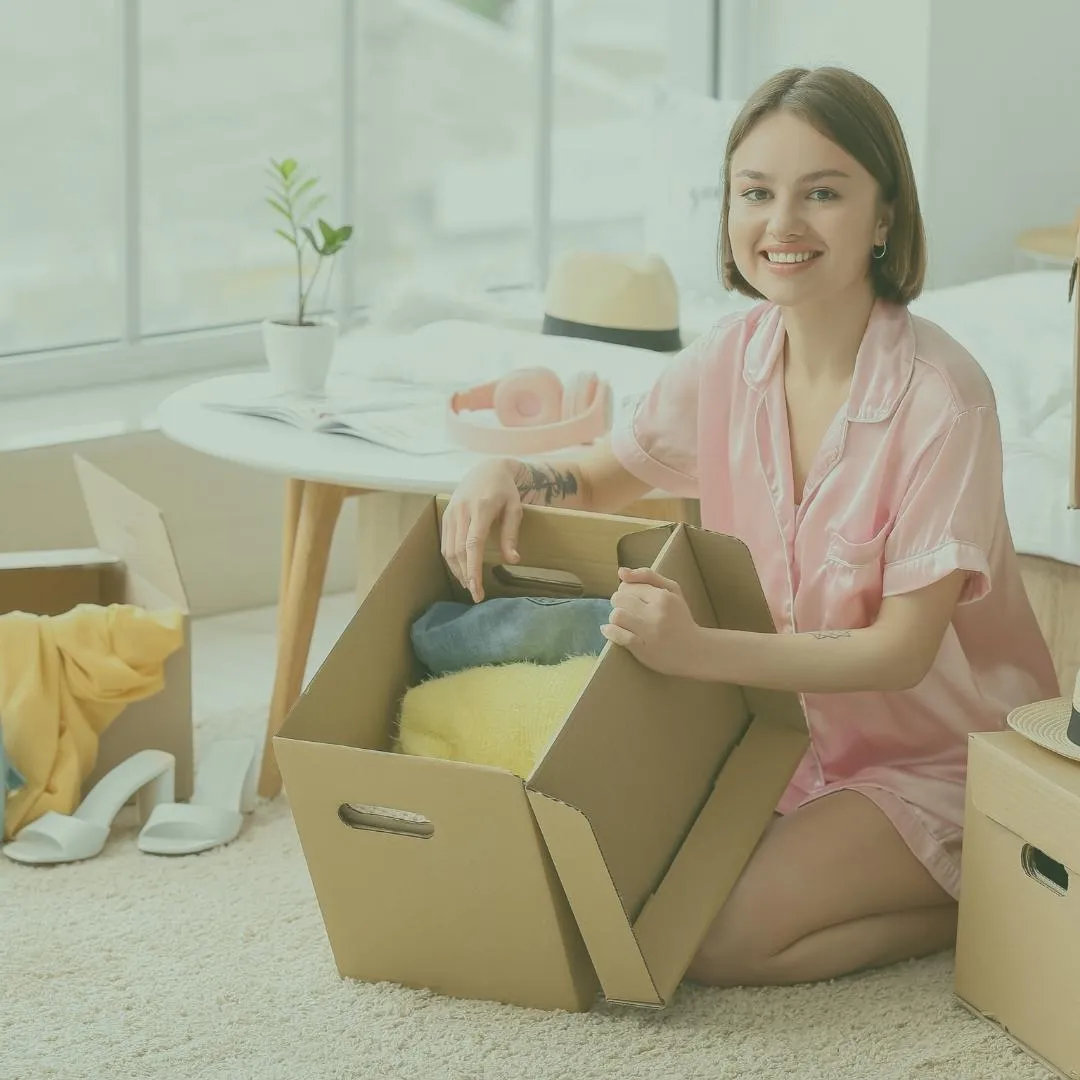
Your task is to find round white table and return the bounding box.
[157,370,695,798]
[157,372,506,495]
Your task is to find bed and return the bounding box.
[909,268,1080,693]
[909,270,1079,565]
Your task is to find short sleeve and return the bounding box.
[610,327,717,499]
[882,405,1002,604]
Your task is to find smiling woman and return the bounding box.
[438,63,1061,991]
[718,66,926,309]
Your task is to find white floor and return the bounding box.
[2,593,1053,1080]
[190,589,357,722]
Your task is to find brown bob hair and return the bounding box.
[718,66,927,305]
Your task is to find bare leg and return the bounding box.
[686,789,957,987]
[259,480,348,798]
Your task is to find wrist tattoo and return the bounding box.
[514,463,579,506]
[810,630,853,639]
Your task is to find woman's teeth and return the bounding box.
[766,251,819,263]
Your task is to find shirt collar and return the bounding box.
[742,298,916,422]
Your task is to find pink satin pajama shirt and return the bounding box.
[611,298,1058,898]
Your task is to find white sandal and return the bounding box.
[2,749,176,865]
[137,737,258,856]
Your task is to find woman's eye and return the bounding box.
[739,188,768,203]
[809,188,838,201]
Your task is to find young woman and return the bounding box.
[439,66,1059,988]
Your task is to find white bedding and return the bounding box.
[344,268,1079,565]
[909,270,1079,565]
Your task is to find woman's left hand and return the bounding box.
[601,567,707,678]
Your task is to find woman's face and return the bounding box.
[727,110,890,308]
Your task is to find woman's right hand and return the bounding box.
[441,458,523,602]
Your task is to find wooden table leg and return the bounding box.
[278,478,304,637]
[259,479,348,798]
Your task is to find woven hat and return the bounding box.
[1006,669,1080,762]
[542,250,682,353]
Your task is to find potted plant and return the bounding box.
[263,157,354,395]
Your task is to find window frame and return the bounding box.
[0,0,720,402]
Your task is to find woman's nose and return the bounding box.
[767,197,804,240]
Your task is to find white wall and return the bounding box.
[743,0,931,192]
[921,0,1080,286]
[737,0,1080,288]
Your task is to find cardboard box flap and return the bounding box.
[968,731,1080,873]
[1070,224,1080,508]
[529,716,806,1006]
[527,524,808,1006]
[689,528,809,739]
[0,548,119,572]
[435,496,677,601]
[73,455,189,611]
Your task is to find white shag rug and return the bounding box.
[1,596,1052,1080]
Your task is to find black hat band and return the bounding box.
[542,314,682,353]
[1068,705,1080,747]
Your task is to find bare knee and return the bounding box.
[685,894,789,988]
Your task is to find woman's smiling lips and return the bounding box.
[759,246,824,274]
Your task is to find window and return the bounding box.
[0,1,120,355]
[140,1,340,335]
[0,0,718,400]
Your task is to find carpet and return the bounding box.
[2,699,1051,1080]
[1,593,1055,1080]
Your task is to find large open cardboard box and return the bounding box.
[955,730,1080,1079]
[0,456,193,802]
[275,498,809,1012]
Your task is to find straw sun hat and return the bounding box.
[1007,670,1080,762]
[541,250,682,353]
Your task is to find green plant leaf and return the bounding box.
[300,225,322,254]
[293,176,319,202]
[317,218,335,244]
[298,193,327,221]
[265,196,292,220]
[336,224,354,243]
[274,228,297,248]
[281,158,298,180]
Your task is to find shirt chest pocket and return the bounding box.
[820,526,890,629]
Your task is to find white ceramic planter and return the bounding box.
[261,317,338,395]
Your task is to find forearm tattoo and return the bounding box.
[810,630,853,639]
[514,463,579,506]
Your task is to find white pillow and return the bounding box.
[643,87,743,301]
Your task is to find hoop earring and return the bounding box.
[872,241,888,261]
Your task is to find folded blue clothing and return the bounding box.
[411,596,612,676]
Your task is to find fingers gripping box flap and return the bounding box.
[525,524,809,1008]
[274,498,808,1012]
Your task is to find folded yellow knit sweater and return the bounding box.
[2,603,185,840]
[395,655,596,778]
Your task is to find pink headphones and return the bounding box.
[446,366,614,455]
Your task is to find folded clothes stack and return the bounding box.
[394,595,613,777]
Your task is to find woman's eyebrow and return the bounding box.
[734,168,850,182]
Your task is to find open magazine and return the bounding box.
[203,381,457,455]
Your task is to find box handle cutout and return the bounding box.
[338,803,434,839]
[491,564,583,597]
[1021,843,1069,896]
